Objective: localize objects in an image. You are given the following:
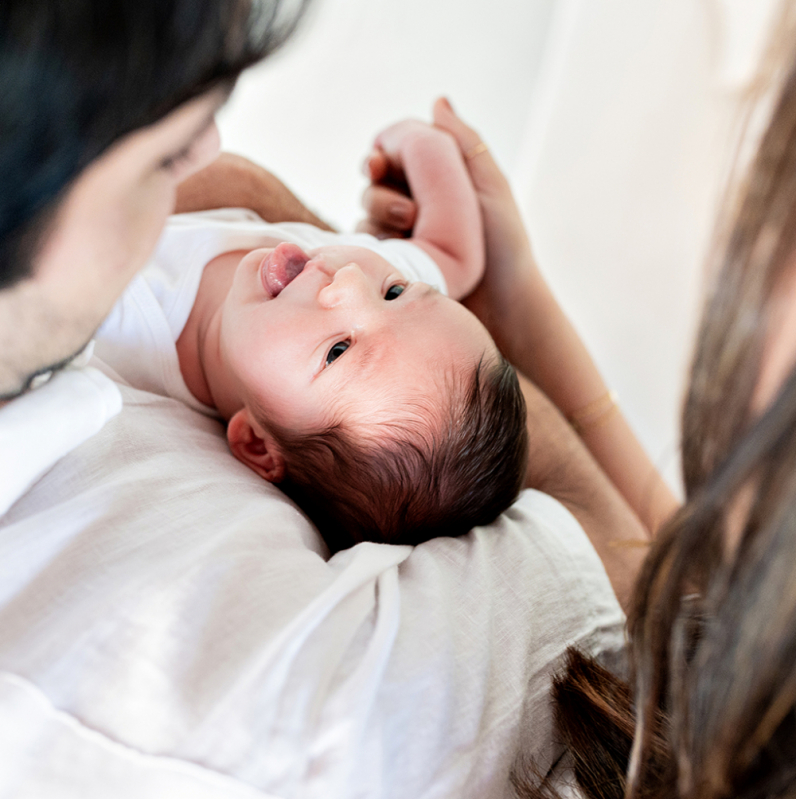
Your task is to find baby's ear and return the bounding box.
[227,409,285,483]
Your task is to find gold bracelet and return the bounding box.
[568,390,619,435]
[608,539,651,549]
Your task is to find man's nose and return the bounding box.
[318,263,371,308]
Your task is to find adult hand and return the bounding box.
[437,100,680,536]
[430,98,539,359]
[357,149,417,239]
[361,118,484,299]
[360,99,539,359]
[362,100,678,537]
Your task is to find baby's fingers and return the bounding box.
[373,119,430,168]
[432,98,510,197]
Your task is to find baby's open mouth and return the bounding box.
[261,242,309,297]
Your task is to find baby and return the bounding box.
[95,120,528,550]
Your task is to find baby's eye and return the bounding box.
[385,284,405,300]
[325,340,350,366]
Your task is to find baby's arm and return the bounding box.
[372,121,483,299]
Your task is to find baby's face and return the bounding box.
[218,242,496,432]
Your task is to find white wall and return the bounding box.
[218,0,779,494]
[219,0,557,229]
[514,0,778,490]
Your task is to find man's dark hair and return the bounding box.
[0,0,307,289]
[265,355,529,551]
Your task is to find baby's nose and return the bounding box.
[318,263,370,307]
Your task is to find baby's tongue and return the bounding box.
[262,242,309,297]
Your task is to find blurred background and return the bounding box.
[218,0,780,493]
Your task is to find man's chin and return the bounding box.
[0,338,95,402]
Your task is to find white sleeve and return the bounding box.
[0,380,623,799]
[0,672,275,799]
[258,223,450,296]
[319,234,449,296]
[355,237,448,295]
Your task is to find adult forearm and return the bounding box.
[486,270,679,538]
[518,373,649,611]
[175,152,335,230]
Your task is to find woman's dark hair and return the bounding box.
[0,0,307,288]
[514,4,796,798]
[263,355,529,551]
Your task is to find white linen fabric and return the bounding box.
[0,367,624,798]
[0,348,122,517]
[0,671,277,799]
[0,210,623,796]
[94,209,448,413]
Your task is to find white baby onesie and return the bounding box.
[94,208,447,411]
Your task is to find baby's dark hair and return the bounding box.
[264,354,528,550]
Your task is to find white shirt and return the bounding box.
[0,344,121,517]
[0,213,624,798]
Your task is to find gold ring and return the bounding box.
[464,142,488,160]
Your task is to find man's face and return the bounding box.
[217,243,497,435]
[0,89,225,398]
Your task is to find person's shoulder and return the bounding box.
[0,363,122,519]
[468,489,626,651]
[508,489,626,624]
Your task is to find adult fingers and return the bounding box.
[432,97,510,197]
[355,219,407,239]
[360,183,417,234]
[363,146,412,190]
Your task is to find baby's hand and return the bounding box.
[430,99,539,348]
[363,99,542,357]
[363,118,484,300]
